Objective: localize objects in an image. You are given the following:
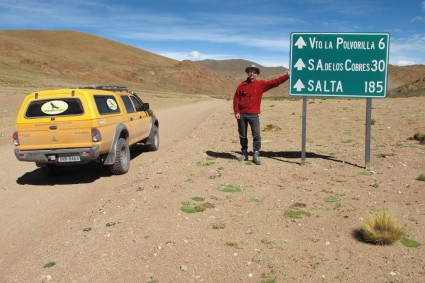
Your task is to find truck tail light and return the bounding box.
[91,128,101,142]
[13,132,20,146]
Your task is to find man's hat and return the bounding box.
[245,65,260,74]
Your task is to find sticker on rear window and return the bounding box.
[106,98,118,110]
[41,100,69,115]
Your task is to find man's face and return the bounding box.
[247,70,258,82]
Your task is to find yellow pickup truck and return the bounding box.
[13,86,159,175]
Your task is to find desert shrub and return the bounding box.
[284,210,311,219]
[413,131,425,144]
[180,204,206,213]
[362,210,405,245]
[263,124,282,131]
[219,184,242,193]
[196,161,215,166]
[418,172,425,182]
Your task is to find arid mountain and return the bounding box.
[389,75,425,97]
[0,30,238,97]
[0,30,424,98]
[387,65,425,97]
[198,59,288,80]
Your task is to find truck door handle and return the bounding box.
[49,125,57,130]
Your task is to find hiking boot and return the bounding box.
[253,151,261,165]
[238,150,248,162]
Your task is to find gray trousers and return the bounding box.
[237,113,261,152]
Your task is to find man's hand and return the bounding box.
[235,113,240,119]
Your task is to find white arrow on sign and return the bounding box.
[294,36,307,49]
[294,58,306,71]
[293,79,305,91]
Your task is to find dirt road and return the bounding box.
[1,97,424,283]
[0,99,227,282]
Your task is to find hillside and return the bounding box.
[0,30,424,98]
[198,59,288,80]
[0,30,238,97]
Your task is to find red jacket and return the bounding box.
[233,74,289,114]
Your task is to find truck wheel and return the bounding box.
[109,137,130,175]
[147,125,159,151]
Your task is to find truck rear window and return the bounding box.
[25,98,84,118]
[94,95,121,115]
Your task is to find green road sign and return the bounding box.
[289,32,390,98]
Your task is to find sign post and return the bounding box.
[289,32,390,167]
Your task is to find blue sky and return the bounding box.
[1,0,424,67]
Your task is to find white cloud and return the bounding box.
[187,51,202,60]
[158,51,234,62]
[396,59,418,66]
[389,33,425,65]
[422,1,425,10]
[411,16,424,22]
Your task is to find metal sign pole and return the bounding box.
[365,98,372,169]
[301,96,307,165]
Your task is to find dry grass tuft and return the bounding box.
[413,131,425,144]
[362,210,405,245]
[263,124,282,132]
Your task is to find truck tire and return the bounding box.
[109,137,130,175]
[147,125,159,151]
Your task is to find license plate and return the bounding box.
[58,155,81,162]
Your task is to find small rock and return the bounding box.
[41,275,52,282]
[180,265,188,271]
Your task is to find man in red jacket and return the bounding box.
[233,65,289,165]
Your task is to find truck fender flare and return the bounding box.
[103,123,129,165]
[147,116,159,144]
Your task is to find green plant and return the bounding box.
[324,196,340,202]
[362,210,405,245]
[43,261,56,268]
[251,197,263,203]
[400,236,421,248]
[284,210,311,219]
[212,221,226,229]
[219,184,242,193]
[418,172,425,182]
[180,204,206,213]
[106,222,116,227]
[261,269,277,283]
[192,196,205,202]
[226,240,243,249]
[196,161,215,166]
[261,238,274,245]
[83,227,92,232]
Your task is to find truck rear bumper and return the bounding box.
[14,146,101,165]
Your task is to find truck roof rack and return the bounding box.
[77,86,130,92]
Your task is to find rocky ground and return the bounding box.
[0,91,424,282]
